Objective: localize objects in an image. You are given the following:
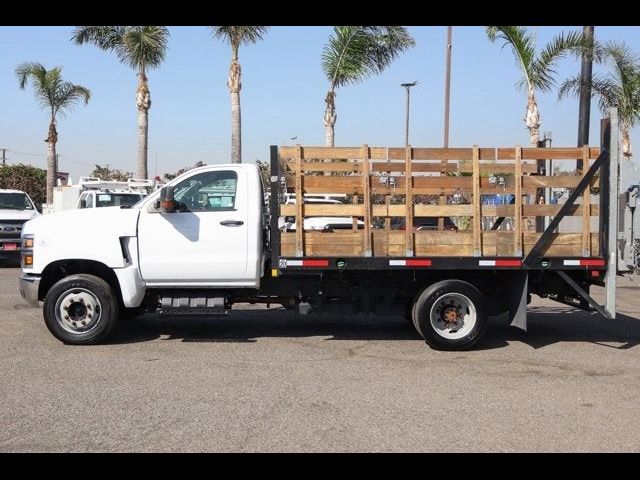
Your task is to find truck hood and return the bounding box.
[23,207,140,273]
[0,209,40,221]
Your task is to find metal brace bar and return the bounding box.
[491,196,515,230]
[555,270,612,319]
[524,149,608,265]
[549,295,596,312]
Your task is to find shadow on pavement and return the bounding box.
[478,308,640,350]
[106,305,640,351]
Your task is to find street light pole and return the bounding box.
[401,82,418,147]
[443,26,453,148]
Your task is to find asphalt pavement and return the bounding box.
[1,267,640,452]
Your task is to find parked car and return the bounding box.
[280,196,365,231]
[393,216,458,231]
[0,189,40,266]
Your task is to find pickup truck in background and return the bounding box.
[50,177,152,213]
[0,189,40,266]
[18,116,632,350]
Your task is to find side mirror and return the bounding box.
[159,186,175,213]
[79,199,87,209]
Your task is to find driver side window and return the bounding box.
[172,170,237,212]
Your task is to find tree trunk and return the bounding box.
[228,59,242,163]
[622,126,632,157]
[136,71,151,179]
[324,91,337,147]
[526,88,540,146]
[44,121,58,205]
[576,26,594,172]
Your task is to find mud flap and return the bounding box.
[508,271,528,331]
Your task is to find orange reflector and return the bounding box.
[24,255,33,266]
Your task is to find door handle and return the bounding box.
[220,220,244,226]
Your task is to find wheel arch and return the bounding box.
[39,259,123,305]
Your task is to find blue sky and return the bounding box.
[1,26,639,179]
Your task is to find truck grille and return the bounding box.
[0,221,25,240]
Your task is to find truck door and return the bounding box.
[137,167,248,285]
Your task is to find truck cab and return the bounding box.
[19,164,265,328]
[75,177,151,210]
[77,190,145,209]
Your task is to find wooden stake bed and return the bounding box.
[272,145,604,264]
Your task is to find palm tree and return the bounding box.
[322,26,415,147]
[71,26,169,179]
[15,62,90,204]
[486,26,598,146]
[559,41,640,157]
[210,26,269,164]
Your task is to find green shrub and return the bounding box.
[0,164,47,207]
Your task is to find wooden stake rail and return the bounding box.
[279,145,601,259]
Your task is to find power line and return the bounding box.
[6,149,46,157]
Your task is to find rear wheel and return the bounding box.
[412,279,488,350]
[43,274,119,345]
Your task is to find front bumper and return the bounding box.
[0,240,22,261]
[19,274,41,307]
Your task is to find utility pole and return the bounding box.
[1,148,6,166]
[401,82,418,147]
[577,26,594,173]
[443,26,453,148]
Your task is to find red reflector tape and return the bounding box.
[302,259,329,267]
[495,259,522,267]
[581,259,606,267]
[406,259,432,267]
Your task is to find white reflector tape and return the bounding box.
[286,260,303,266]
[563,260,580,266]
[389,260,406,266]
[479,260,496,266]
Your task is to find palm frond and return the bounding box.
[558,73,619,111]
[486,26,535,89]
[532,30,598,92]
[54,83,92,117]
[72,26,169,71]
[121,26,170,70]
[15,61,47,90]
[322,26,415,90]
[15,62,90,117]
[211,26,269,47]
[71,26,126,50]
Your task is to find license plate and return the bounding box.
[3,243,17,251]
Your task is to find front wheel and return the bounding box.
[412,279,488,351]
[43,274,119,345]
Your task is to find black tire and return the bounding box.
[412,279,488,351]
[43,274,119,345]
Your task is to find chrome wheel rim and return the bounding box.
[429,293,477,340]
[54,288,102,335]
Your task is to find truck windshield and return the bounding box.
[0,192,34,210]
[95,193,143,208]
